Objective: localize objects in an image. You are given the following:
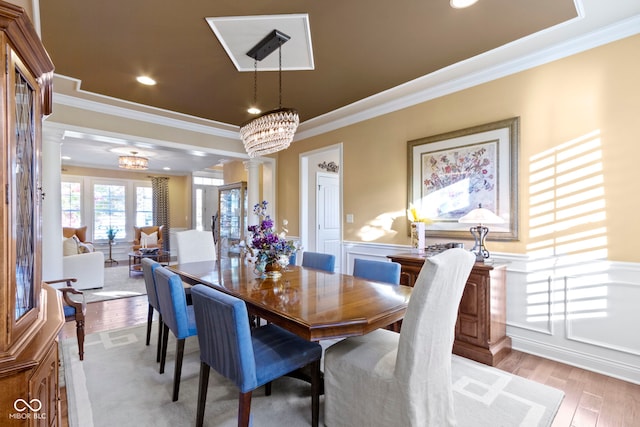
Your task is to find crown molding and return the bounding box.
[53,89,240,140]
[295,10,640,140]
[50,2,640,144]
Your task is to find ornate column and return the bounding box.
[244,159,262,226]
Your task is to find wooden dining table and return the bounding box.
[169,258,412,341]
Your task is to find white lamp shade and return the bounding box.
[458,206,504,224]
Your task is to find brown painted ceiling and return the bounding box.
[40,1,577,127]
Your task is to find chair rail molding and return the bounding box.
[343,240,640,385]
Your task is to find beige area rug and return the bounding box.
[82,265,147,303]
[62,324,564,427]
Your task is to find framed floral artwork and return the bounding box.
[407,117,519,240]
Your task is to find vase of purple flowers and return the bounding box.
[246,201,296,279]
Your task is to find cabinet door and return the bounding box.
[28,343,59,427]
[456,270,489,347]
[6,46,43,345]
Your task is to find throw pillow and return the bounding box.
[63,236,80,256]
[141,231,158,246]
[78,242,95,253]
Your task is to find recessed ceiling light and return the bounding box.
[247,106,261,115]
[61,156,71,160]
[450,0,478,8]
[136,75,156,86]
[163,167,171,171]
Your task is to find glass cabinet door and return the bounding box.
[6,46,44,345]
[218,182,247,259]
[14,66,37,321]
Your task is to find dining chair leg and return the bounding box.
[159,324,169,374]
[172,338,185,401]
[196,362,210,427]
[145,304,153,345]
[76,318,85,361]
[238,390,252,427]
[156,314,163,363]
[310,359,320,427]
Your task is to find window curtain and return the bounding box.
[151,177,170,252]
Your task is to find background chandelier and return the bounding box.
[118,151,148,170]
[239,30,299,158]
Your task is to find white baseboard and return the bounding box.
[511,336,640,385]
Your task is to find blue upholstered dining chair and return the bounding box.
[191,284,322,427]
[153,266,198,402]
[301,251,336,272]
[353,258,401,285]
[141,258,163,363]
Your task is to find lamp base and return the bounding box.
[469,225,491,262]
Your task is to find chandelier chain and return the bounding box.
[278,43,282,108]
[253,59,258,108]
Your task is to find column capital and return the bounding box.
[243,159,263,170]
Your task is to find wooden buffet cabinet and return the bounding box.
[0,3,63,426]
[387,253,511,366]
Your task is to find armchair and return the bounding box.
[133,225,164,251]
[47,278,86,361]
[63,226,89,243]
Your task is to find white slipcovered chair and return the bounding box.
[175,229,216,264]
[324,248,475,427]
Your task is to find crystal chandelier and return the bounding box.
[239,30,299,158]
[118,151,148,170]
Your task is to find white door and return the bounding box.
[194,185,218,231]
[316,173,341,272]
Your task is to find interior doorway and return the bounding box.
[299,144,343,272]
[192,175,223,231]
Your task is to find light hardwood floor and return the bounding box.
[58,295,640,427]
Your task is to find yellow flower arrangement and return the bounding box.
[407,203,432,224]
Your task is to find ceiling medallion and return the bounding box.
[239,30,299,158]
[118,151,149,170]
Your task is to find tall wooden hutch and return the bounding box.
[0,2,63,426]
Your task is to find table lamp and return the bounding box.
[458,204,504,262]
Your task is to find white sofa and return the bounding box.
[63,251,105,290]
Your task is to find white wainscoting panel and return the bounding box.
[342,241,413,275]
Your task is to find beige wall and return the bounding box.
[277,34,640,263]
[62,166,191,229]
[222,160,248,184]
